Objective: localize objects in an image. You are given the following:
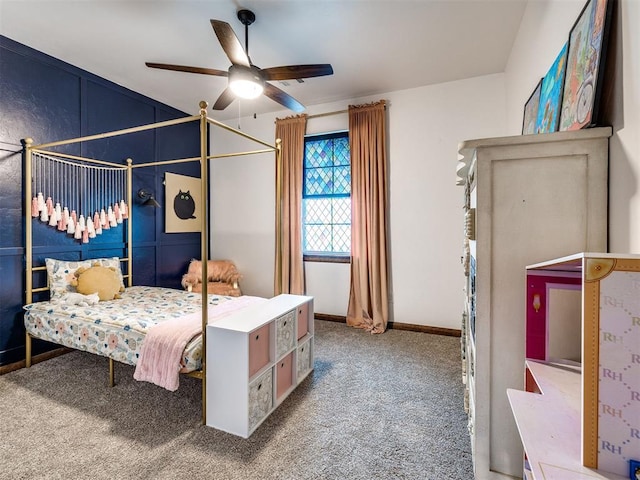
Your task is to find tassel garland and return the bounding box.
[30,153,128,244]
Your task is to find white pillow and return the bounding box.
[45,257,124,299]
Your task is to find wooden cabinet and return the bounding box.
[206,294,314,438]
[508,253,640,480]
[457,128,611,479]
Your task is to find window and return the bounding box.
[302,131,351,257]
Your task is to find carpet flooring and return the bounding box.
[0,320,474,479]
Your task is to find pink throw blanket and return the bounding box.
[134,296,265,391]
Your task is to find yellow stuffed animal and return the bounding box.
[71,263,124,301]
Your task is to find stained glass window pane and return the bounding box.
[303,198,332,224]
[332,224,351,253]
[333,198,351,224]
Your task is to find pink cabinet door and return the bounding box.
[276,352,294,400]
[248,323,270,378]
[297,301,309,340]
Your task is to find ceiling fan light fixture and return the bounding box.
[228,65,264,99]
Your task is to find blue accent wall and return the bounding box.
[0,35,206,365]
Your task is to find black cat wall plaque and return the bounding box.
[165,172,201,233]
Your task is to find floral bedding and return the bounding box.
[24,286,239,372]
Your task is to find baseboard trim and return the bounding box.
[0,347,72,375]
[314,313,461,337]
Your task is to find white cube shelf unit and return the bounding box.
[206,294,314,438]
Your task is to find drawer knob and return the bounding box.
[283,320,287,326]
[257,383,262,390]
[255,334,259,341]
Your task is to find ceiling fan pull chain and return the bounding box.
[245,22,249,58]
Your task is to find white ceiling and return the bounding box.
[0,0,527,121]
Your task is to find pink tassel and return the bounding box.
[114,203,122,224]
[31,197,39,218]
[100,209,107,227]
[82,228,89,244]
[46,197,54,216]
[58,209,67,232]
[120,200,128,219]
[93,212,102,235]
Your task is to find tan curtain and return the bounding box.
[346,100,389,333]
[274,114,307,295]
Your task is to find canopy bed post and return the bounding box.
[23,137,34,368]
[199,101,209,425]
[126,158,133,287]
[109,358,115,387]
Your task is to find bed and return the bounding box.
[22,101,293,426]
[24,284,266,384]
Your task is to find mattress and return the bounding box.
[24,286,240,372]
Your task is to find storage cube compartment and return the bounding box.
[276,352,294,401]
[248,323,271,378]
[296,301,310,340]
[276,310,296,358]
[296,338,313,381]
[248,368,273,431]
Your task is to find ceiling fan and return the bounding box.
[146,9,334,113]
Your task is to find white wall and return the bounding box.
[504,0,640,253]
[211,0,640,328]
[210,73,506,329]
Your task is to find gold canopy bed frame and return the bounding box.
[22,101,284,425]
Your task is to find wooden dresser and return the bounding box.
[457,127,611,479]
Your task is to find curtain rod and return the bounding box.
[275,102,387,123]
[307,109,348,120]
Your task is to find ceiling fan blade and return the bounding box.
[210,20,250,68]
[145,62,228,77]
[263,82,305,113]
[212,87,236,110]
[262,64,334,81]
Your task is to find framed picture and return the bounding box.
[558,0,613,131]
[535,42,568,134]
[165,172,201,233]
[522,79,542,135]
[630,459,640,480]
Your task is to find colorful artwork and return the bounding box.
[522,79,542,135]
[535,43,567,134]
[559,0,612,131]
